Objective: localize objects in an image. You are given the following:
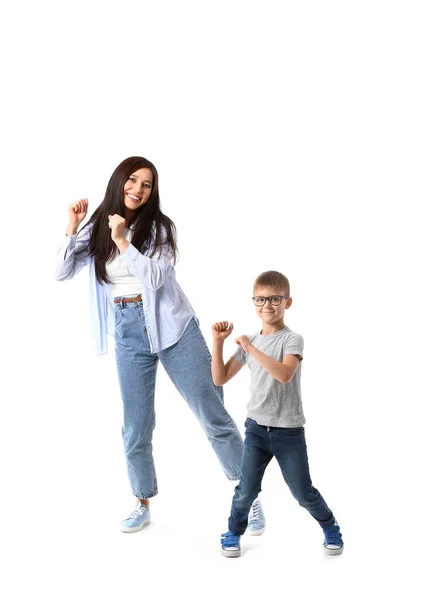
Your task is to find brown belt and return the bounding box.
[114,294,142,304]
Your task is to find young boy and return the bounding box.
[211,270,343,557]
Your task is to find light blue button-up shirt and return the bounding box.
[55,225,196,355]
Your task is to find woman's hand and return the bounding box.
[211,321,234,342]
[66,198,88,235]
[108,214,126,242]
[235,335,252,352]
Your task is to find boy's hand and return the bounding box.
[235,335,252,352]
[212,321,233,341]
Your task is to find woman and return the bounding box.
[55,156,265,534]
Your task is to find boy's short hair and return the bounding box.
[253,270,290,297]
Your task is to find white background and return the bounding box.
[1,1,430,598]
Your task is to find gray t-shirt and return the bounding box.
[232,326,305,428]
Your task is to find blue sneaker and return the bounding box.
[246,497,266,536]
[323,522,344,555]
[221,531,241,558]
[120,501,151,533]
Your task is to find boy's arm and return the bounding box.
[212,342,243,385]
[236,335,299,384]
[211,322,243,385]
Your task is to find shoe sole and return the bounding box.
[221,548,241,558]
[120,518,151,533]
[246,526,265,536]
[324,545,344,555]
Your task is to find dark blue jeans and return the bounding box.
[228,418,336,535]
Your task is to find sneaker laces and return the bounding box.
[221,532,240,548]
[128,502,147,519]
[249,499,260,522]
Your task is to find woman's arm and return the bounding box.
[108,214,173,291]
[55,199,91,281]
[120,243,172,291]
[55,228,91,281]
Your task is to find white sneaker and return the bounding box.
[120,501,151,533]
[246,497,266,536]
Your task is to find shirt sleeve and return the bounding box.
[232,345,247,365]
[120,242,173,291]
[231,334,254,366]
[283,332,304,361]
[55,227,91,281]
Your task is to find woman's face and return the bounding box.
[123,168,154,212]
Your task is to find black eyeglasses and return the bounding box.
[252,295,289,307]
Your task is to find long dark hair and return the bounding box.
[80,156,178,284]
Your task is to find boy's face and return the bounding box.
[253,286,292,326]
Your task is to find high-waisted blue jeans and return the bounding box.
[228,418,336,535]
[114,300,243,498]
